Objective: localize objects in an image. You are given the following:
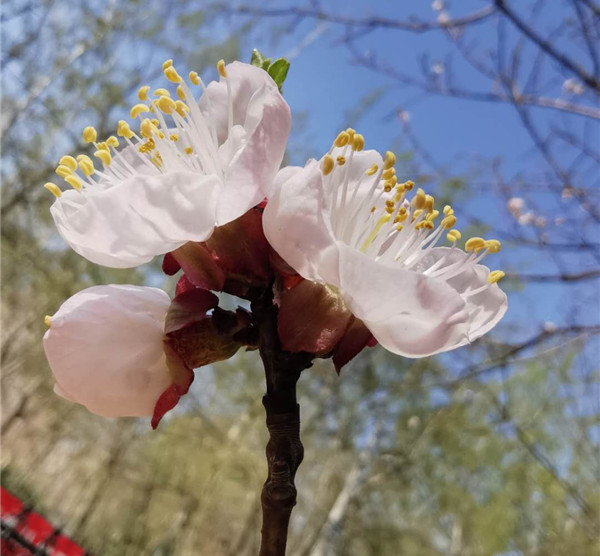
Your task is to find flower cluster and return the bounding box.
[43,57,507,428]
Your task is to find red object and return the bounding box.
[0,487,90,555]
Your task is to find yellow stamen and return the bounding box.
[130,104,149,119]
[106,136,119,148]
[424,195,435,212]
[217,59,227,78]
[176,85,186,100]
[44,315,52,327]
[140,118,155,139]
[44,183,61,197]
[59,155,77,171]
[337,156,346,166]
[138,85,150,101]
[382,167,395,180]
[443,205,453,216]
[384,150,396,170]
[117,120,134,139]
[65,174,82,190]
[169,133,179,141]
[153,88,170,97]
[55,165,73,178]
[83,126,97,143]
[351,133,365,152]
[403,180,415,191]
[334,131,349,147]
[441,215,457,229]
[77,155,94,176]
[412,208,423,221]
[94,150,111,166]
[485,239,502,253]
[189,71,200,85]
[465,237,486,253]
[488,270,505,284]
[446,229,462,242]
[322,155,335,175]
[157,95,176,115]
[366,164,378,176]
[162,59,173,70]
[174,100,189,117]
[184,146,193,155]
[412,188,426,209]
[427,210,440,221]
[96,141,108,151]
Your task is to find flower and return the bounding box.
[264,130,507,359]
[44,60,291,268]
[43,285,172,417]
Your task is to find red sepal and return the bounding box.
[162,252,181,275]
[175,274,196,296]
[278,280,352,355]
[172,242,226,291]
[164,288,219,335]
[332,318,375,374]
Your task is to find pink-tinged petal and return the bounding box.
[419,247,508,345]
[337,245,471,358]
[198,62,291,225]
[263,160,341,284]
[278,280,353,354]
[332,317,374,374]
[43,285,172,417]
[172,242,226,291]
[164,289,219,335]
[51,172,222,268]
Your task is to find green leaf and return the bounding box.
[250,49,267,68]
[267,58,290,90]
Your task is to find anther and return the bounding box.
[485,239,501,253]
[384,151,396,170]
[44,315,52,327]
[164,66,182,83]
[488,270,505,284]
[94,150,112,166]
[130,104,149,119]
[382,168,395,181]
[217,60,227,78]
[153,88,170,97]
[169,133,179,141]
[441,215,457,229]
[189,71,200,85]
[337,156,346,166]
[334,131,349,147]
[138,86,150,101]
[322,155,335,176]
[44,182,61,197]
[157,96,176,115]
[55,165,73,178]
[77,155,94,176]
[351,133,365,151]
[117,120,134,139]
[366,164,378,176]
[446,229,462,242]
[175,100,189,117]
[59,156,77,171]
[65,175,82,190]
[465,237,486,253]
[83,126,97,143]
[176,85,186,100]
[162,59,173,70]
[106,136,119,148]
[184,147,193,155]
[412,188,426,209]
[424,195,435,212]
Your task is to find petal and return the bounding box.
[337,245,471,358]
[51,172,222,268]
[43,285,172,417]
[198,62,291,225]
[419,247,508,345]
[263,160,341,284]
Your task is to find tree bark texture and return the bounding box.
[251,286,313,556]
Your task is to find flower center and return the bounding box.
[44,59,235,197]
[321,130,504,286]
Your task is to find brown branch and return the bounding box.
[506,269,600,282]
[227,4,496,33]
[495,0,600,92]
[251,286,313,556]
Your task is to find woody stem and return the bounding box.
[251,285,313,556]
